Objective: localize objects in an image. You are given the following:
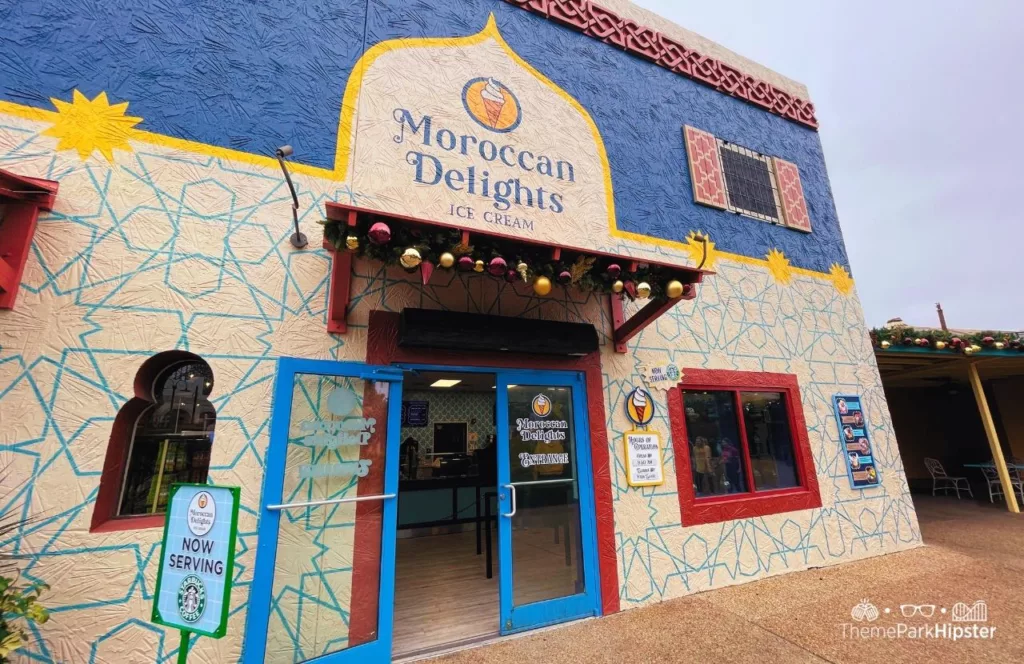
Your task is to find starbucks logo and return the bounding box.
[177,574,206,623]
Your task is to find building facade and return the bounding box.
[0,1,920,662]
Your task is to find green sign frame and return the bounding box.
[151,483,240,639]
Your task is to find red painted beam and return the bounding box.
[326,249,353,334]
[612,296,681,351]
[0,203,41,309]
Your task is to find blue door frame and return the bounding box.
[494,369,602,634]
[245,360,600,663]
[243,358,404,664]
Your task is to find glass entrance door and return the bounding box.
[244,359,403,664]
[496,371,601,634]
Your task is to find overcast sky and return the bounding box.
[636,0,1023,331]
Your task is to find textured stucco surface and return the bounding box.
[1,0,845,273]
[0,107,918,662]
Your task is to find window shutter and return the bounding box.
[771,157,812,232]
[683,125,728,210]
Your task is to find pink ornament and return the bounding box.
[607,263,622,279]
[488,257,507,277]
[558,270,572,285]
[504,269,518,283]
[368,222,391,245]
[457,256,475,271]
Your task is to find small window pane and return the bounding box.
[682,391,747,496]
[741,392,799,490]
[118,360,216,516]
[720,145,779,220]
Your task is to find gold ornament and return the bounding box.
[517,261,529,283]
[665,280,684,299]
[964,346,975,356]
[611,280,624,293]
[345,235,359,251]
[533,276,552,296]
[399,247,422,270]
[995,341,1005,350]
[880,340,891,349]
[451,242,474,256]
[970,344,982,352]
[636,282,651,299]
[473,259,485,273]
[935,341,946,350]
[439,252,455,269]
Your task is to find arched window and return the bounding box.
[91,351,216,531]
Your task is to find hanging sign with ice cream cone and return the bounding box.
[625,387,655,427]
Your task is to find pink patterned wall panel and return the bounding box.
[683,126,728,210]
[773,157,813,232]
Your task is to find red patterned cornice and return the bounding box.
[503,0,819,129]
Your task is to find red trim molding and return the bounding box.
[503,0,818,129]
[362,310,620,616]
[0,169,59,309]
[667,369,821,526]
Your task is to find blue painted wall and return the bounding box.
[0,0,848,273]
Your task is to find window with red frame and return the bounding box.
[684,390,799,497]
[669,370,820,525]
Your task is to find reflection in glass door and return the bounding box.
[244,359,403,664]
[496,371,600,634]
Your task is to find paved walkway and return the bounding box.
[433,495,1023,663]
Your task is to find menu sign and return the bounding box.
[401,400,429,427]
[623,431,664,487]
[832,395,881,488]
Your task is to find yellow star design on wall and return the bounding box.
[829,263,854,296]
[684,230,718,269]
[765,248,793,285]
[43,90,142,162]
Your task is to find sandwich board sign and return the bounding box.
[152,484,240,662]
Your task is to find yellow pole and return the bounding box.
[967,362,1019,513]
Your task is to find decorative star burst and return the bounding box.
[684,230,717,269]
[43,90,142,162]
[829,263,854,296]
[765,248,793,285]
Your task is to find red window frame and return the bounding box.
[668,369,821,526]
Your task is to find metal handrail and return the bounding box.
[502,484,517,518]
[266,493,395,511]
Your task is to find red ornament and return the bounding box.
[902,337,914,346]
[607,263,622,279]
[915,338,928,347]
[982,336,995,345]
[950,337,962,349]
[488,256,507,277]
[368,222,391,245]
[558,270,572,285]
[504,269,518,283]
[457,256,475,271]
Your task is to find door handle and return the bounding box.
[267,493,395,511]
[502,483,516,518]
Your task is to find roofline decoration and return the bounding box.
[503,0,818,129]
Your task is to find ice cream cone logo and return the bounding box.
[532,394,552,418]
[626,387,654,425]
[198,494,207,509]
[462,77,521,133]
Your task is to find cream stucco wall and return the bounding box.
[0,106,918,664]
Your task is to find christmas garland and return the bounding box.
[871,326,1024,355]
[320,215,692,300]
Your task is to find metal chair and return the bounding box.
[980,464,1024,504]
[924,458,972,499]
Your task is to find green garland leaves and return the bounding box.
[871,325,1023,353]
[320,216,687,299]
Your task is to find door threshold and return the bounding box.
[392,616,595,663]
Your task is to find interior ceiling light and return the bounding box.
[430,379,461,388]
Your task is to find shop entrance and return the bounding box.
[244,360,600,664]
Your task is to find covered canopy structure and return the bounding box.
[877,343,1024,513]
